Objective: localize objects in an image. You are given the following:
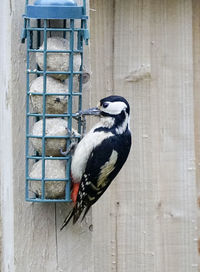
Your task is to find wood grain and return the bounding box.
[192,0,200,270]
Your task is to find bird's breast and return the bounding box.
[71,129,114,182]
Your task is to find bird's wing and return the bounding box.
[72,137,117,224]
[77,135,125,206]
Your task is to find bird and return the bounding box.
[60,95,132,230]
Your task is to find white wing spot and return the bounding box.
[88,195,95,201]
[97,150,118,188]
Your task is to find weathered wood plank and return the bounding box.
[113,1,154,271]
[89,0,199,271]
[56,1,94,271]
[0,1,14,271]
[192,0,200,268]
[150,1,198,271]
[89,1,115,272]
[11,3,58,272]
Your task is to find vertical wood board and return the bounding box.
[89,1,116,272]
[192,0,200,268]
[0,1,14,271]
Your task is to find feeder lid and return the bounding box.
[34,0,77,6]
[26,0,87,19]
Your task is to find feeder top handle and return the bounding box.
[34,0,77,6]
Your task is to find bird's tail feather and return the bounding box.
[81,205,91,222]
[73,204,85,224]
[60,204,90,230]
[60,208,74,231]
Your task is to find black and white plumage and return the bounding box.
[60,95,132,230]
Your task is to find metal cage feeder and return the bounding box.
[21,0,89,202]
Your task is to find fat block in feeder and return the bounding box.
[30,74,90,114]
[29,159,66,199]
[30,76,68,114]
[31,118,78,156]
[36,37,81,81]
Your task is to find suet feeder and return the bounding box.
[21,0,89,202]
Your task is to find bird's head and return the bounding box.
[98,95,130,117]
[79,95,130,117]
[78,95,130,132]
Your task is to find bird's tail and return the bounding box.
[81,205,91,222]
[60,208,74,230]
[60,203,87,230]
[72,203,86,224]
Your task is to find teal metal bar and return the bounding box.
[25,18,31,200]
[26,198,72,203]
[28,92,82,96]
[41,19,48,200]
[28,70,82,75]
[28,178,69,181]
[64,18,74,201]
[27,113,71,117]
[26,27,85,31]
[27,156,70,160]
[28,49,83,53]
[78,18,84,134]
[27,135,81,139]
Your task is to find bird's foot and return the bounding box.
[60,141,78,156]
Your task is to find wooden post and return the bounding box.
[0,1,14,271]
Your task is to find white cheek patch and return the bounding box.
[102,101,127,115]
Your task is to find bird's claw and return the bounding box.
[60,142,78,156]
[60,148,70,156]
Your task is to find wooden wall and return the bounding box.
[1,0,200,271]
[90,0,199,271]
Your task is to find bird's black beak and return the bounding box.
[75,107,101,117]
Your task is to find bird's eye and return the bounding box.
[102,102,109,108]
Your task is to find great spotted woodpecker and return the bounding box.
[60,95,131,230]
